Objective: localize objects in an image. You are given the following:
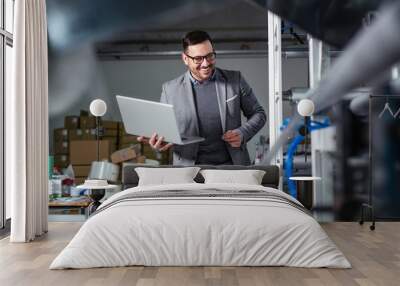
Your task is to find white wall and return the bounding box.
[49,54,308,161]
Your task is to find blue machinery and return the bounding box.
[282,117,330,198]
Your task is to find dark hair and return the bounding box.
[182,30,213,51]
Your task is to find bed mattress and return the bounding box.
[50,183,351,269]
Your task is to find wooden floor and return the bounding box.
[0,222,399,286]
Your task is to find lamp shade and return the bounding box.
[297,99,315,117]
[90,99,107,117]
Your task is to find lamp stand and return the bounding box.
[90,116,104,216]
[88,189,105,215]
[96,116,100,161]
[304,116,309,163]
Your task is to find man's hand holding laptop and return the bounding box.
[138,129,242,152]
[138,133,174,152]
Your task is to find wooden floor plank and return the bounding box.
[0,222,399,286]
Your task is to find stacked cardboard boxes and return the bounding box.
[118,123,141,149]
[68,114,120,183]
[118,122,171,165]
[142,144,170,165]
[53,118,172,180]
[111,144,145,164]
[102,120,119,153]
[70,140,113,184]
[52,113,121,182]
[72,165,91,185]
[53,115,80,169]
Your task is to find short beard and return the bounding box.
[200,64,214,70]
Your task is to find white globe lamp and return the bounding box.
[297,99,315,117]
[90,99,107,117]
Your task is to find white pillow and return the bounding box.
[200,169,266,185]
[135,167,201,186]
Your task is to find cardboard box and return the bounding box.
[142,145,169,163]
[103,137,118,153]
[124,155,146,164]
[80,116,97,129]
[111,144,141,164]
[110,143,117,154]
[73,165,91,177]
[102,121,119,130]
[54,128,68,142]
[118,124,128,136]
[103,129,118,137]
[103,136,117,145]
[54,154,69,168]
[115,155,146,180]
[70,140,111,165]
[64,116,80,129]
[69,129,83,141]
[118,142,132,149]
[142,145,157,157]
[82,129,97,140]
[120,135,140,144]
[75,177,87,185]
[54,141,69,155]
[116,155,145,165]
[118,142,141,150]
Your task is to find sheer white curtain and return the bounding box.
[7,0,49,242]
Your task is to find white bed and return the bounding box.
[50,183,351,269]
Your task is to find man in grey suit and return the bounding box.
[139,30,266,166]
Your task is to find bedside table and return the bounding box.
[289,176,321,210]
[77,179,118,215]
[49,196,91,216]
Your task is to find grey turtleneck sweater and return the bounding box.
[191,76,232,165]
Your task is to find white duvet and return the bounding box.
[50,183,351,269]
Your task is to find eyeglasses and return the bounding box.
[185,52,216,64]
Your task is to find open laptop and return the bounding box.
[116,95,204,145]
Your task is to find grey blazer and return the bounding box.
[161,68,266,166]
